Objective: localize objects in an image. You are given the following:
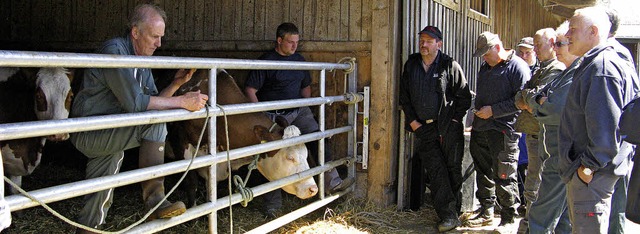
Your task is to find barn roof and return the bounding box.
[540,0,640,39]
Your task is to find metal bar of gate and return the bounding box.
[0,50,358,233]
[0,50,349,71]
[126,158,352,234]
[208,68,218,234]
[319,69,326,200]
[0,96,346,141]
[5,127,351,211]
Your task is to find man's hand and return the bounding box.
[538,96,548,105]
[474,106,493,119]
[409,120,422,131]
[577,165,594,184]
[515,91,528,110]
[181,91,209,111]
[173,68,196,86]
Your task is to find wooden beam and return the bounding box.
[31,41,372,53]
[367,0,400,206]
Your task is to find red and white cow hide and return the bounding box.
[0,67,73,195]
[160,69,318,207]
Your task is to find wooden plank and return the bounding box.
[326,0,340,40]
[74,0,95,43]
[240,0,255,40]
[0,1,11,41]
[31,0,50,42]
[94,1,121,42]
[315,0,329,40]
[147,40,372,52]
[51,0,72,42]
[348,0,362,41]
[195,0,206,41]
[185,0,204,41]
[338,0,349,41]
[302,0,316,40]
[254,0,266,40]
[169,0,186,41]
[9,0,32,42]
[361,0,371,41]
[212,0,225,40]
[289,0,305,36]
[203,0,215,40]
[368,0,399,206]
[233,0,243,40]
[265,0,287,40]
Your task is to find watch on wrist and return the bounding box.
[583,167,593,176]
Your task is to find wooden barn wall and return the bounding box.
[0,0,374,176]
[494,0,564,50]
[0,0,372,52]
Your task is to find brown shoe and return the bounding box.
[147,201,187,221]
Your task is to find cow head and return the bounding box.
[254,125,318,199]
[34,68,73,141]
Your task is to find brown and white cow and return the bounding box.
[159,69,318,207]
[1,67,73,195]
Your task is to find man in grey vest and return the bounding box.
[514,28,565,233]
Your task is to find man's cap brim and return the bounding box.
[473,46,490,57]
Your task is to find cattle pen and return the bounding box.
[0,50,363,233]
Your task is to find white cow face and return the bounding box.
[257,125,318,199]
[34,68,73,141]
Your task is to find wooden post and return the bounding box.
[367,0,401,206]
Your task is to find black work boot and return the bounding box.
[139,140,186,220]
[461,206,494,227]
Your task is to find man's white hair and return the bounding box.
[556,20,570,37]
[536,28,557,42]
[573,6,611,42]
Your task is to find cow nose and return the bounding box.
[308,185,318,197]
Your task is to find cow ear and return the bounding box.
[253,125,274,143]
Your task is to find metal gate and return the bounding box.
[0,50,361,233]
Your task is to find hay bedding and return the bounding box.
[4,143,456,234]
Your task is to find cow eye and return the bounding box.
[286,154,296,162]
[65,91,74,110]
[35,87,48,111]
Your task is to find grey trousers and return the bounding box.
[469,129,521,220]
[566,171,619,234]
[70,123,167,228]
[524,134,542,212]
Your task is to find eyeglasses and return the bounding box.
[554,41,569,47]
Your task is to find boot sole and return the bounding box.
[157,207,186,219]
[147,202,187,221]
[463,219,494,227]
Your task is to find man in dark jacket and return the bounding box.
[399,25,471,232]
[465,31,530,233]
[558,6,638,233]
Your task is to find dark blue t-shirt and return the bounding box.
[245,50,312,101]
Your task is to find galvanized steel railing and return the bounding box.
[0,50,359,233]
